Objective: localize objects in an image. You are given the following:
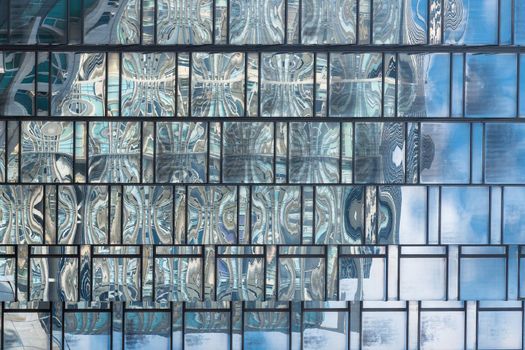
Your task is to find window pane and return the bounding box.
[303,311,348,350]
[64,312,111,350]
[465,54,517,118]
[460,257,506,300]
[355,123,405,184]
[485,123,525,184]
[441,186,489,244]
[398,53,450,117]
[125,311,171,350]
[329,53,382,117]
[244,311,290,349]
[444,0,498,44]
[420,123,470,184]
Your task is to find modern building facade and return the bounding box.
[1,0,525,349]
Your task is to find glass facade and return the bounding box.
[0,0,525,348]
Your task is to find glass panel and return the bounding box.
[88,122,141,183]
[157,0,213,44]
[441,186,489,244]
[465,53,517,118]
[303,311,348,350]
[64,312,111,350]
[84,0,141,44]
[0,185,44,244]
[122,186,173,244]
[289,122,340,183]
[121,53,176,116]
[188,186,237,244]
[362,310,407,350]
[230,0,285,44]
[185,312,231,350]
[302,0,356,44]
[3,312,51,349]
[398,53,450,117]
[155,255,203,302]
[355,123,405,183]
[0,52,35,116]
[251,186,301,244]
[30,257,78,301]
[419,311,465,350]
[222,122,274,183]
[420,123,470,184]
[191,53,245,117]
[0,256,15,301]
[315,186,364,244]
[260,53,314,117]
[51,53,106,116]
[339,256,385,300]
[156,123,208,183]
[485,123,525,184]
[503,187,525,243]
[216,257,265,300]
[278,257,326,300]
[10,0,66,44]
[378,186,427,244]
[460,257,506,300]
[244,311,289,349]
[444,0,498,44]
[329,53,382,117]
[372,0,401,44]
[477,311,523,349]
[399,257,446,300]
[401,0,428,44]
[125,312,171,350]
[92,257,141,301]
[21,122,74,183]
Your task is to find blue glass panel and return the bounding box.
[465,53,517,118]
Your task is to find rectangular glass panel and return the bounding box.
[64,312,111,350]
[465,53,517,117]
[441,186,489,244]
[485,124,525,184]
[420,123,470,184]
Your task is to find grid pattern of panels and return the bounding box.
[0,301,524,350]
[0,0,525,46]
[2,51,525,118]
[2,0,525,348]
